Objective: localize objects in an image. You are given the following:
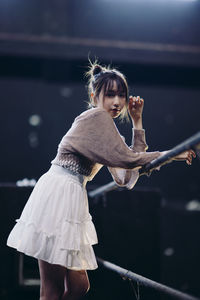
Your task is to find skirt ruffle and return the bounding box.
[7,165,98,270]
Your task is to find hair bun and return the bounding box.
[93,65,102,76]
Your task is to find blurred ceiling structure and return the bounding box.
[0,0,199,66]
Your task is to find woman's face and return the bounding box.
[95,81,127,118]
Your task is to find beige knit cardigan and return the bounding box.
[51,107,161,189]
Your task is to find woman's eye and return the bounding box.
[106,91,125,98]
[106,93,115,97]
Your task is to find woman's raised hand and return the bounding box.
[175,149,196,165]
[128,96,144,121]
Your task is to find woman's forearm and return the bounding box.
[132,117,143,130]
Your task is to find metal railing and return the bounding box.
[89,131,200,198]
[97,257,200,300]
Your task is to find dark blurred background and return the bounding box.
[0,0,200,299]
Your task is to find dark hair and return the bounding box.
[85,61,129,121]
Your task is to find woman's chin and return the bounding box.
[110,111,120,118]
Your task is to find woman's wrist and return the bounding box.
[131,116,143,130]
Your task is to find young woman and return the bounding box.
[7,62,195,300]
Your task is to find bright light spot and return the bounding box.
[186,199,200,211]
[164,248,174,256]
[16,178,36,187]
[29,114,42,126]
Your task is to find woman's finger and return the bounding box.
[187,151,194,165]
[186,154,192,165]
[191,150,196,158]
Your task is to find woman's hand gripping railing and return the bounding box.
[88,132,200,198]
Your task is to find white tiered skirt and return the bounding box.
[7,165,98,270]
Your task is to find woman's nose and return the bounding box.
[113,96,120,106]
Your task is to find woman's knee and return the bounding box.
[40,284,64,300]
[40,292,62,300]
[79,276,90,295]
[62,284,89,300]
[66,269,90,297]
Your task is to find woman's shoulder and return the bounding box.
[75,107,110,122]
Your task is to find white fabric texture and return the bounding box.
[7,165,98,270]
[107,134,140,189]
[108,167,139,190]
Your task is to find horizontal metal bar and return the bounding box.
[88,181,118,198]
[97,257,200,300]
[140,131,200,175]
[88,132,200,198]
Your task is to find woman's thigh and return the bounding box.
[38,260,90,299]
[38,259,66,297]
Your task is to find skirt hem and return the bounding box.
[7,244,98,270]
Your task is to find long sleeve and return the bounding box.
[108,128,150,189]
[131,129,148,152]
[57,108,161,170]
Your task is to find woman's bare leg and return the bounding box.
[38,259,66,300]
[38,259,90,300]
[62,269,90,300]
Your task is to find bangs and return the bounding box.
[102,74,128,101]
[87,62,130,122]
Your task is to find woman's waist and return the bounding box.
[52,153,94,175]
[49,164,88,186]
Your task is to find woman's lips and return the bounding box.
[112,109,120,113]
[110,109,121,118]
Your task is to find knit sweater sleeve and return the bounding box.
[107,129,151,189]
[131,129,148,152]
[58,108,161,169]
